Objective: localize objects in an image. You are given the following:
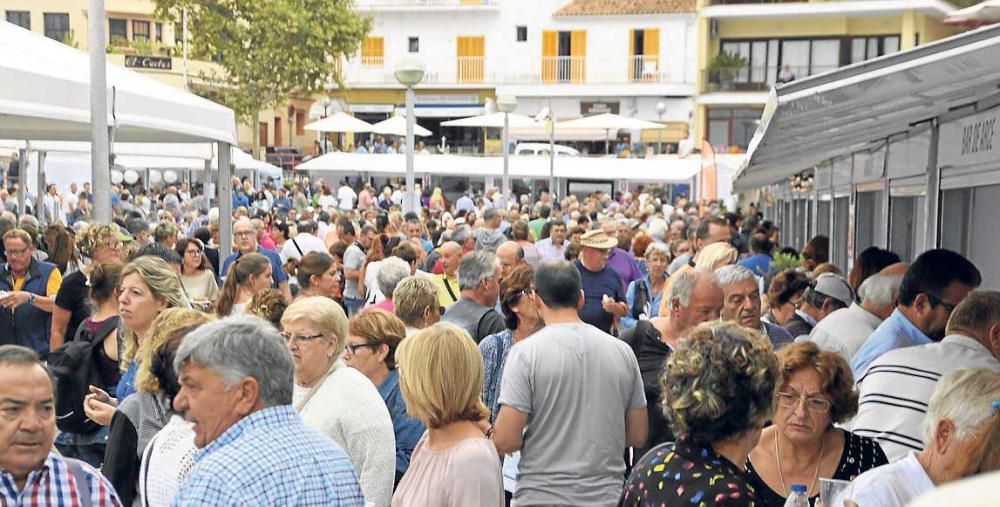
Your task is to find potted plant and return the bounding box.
[708,52,747,91]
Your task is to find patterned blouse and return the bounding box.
[620,439,759,507]
[744,429,889,507]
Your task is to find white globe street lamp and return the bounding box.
[496,95,518,208]
[656,101,667,154]
[395,57,425,214]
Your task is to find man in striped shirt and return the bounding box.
[0,345,121,507]
[846,291,1000,461]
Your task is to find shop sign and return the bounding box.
[940,108,999,168]
[124,55,172,70]
[580,101,619,115]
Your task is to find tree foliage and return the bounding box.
[154,0,371,123]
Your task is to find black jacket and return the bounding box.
[619,320,675,457]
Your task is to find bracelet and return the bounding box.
[28,293,35,306]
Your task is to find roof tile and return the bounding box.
[554,0,696,16]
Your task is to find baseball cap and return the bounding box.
[812,273,854,307]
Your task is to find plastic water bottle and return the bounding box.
[784,484,809,507]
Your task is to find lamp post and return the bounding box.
[320,97,332,153]
[395,56,425,215]
[656,101,666,155]
[496,95,517,209]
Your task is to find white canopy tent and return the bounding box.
[944,0,1000,24]
[555,113,665,154]
[296,152,701,183]
[303,112,373,133]
[370,115,432,137]
[440,112,539,129]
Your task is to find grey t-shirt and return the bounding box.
[498,322,646,506]
[343,243,365,299]
[441,296,505,344]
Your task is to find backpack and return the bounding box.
[50,317,120,434]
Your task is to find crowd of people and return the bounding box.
[0,175,997,507]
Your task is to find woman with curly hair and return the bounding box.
[621,321,780,507]
[745,341,887,506]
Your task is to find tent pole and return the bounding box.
[36,152,47,226]
[17,148,27,216]
[89,0,112,224]
[217,142,233,257]
[203,158,212,210]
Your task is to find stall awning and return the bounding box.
[735,24,1000,191]
[296,152,702,183]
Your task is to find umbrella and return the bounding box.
[370,115,431,137]
[556,113,664,154]
[303,112,373,133]
[441,112,539,128]
[945,0,1000,25]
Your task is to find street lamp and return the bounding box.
[320,97,332,153]
[395,56,425,214]
[496,95,517,209]
[656,101,666,155]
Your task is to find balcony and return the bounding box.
[457,56,485,83]
[702,64,838,93]
[629,55,662,83]
[541,56,586,84]
[360,55,384,68]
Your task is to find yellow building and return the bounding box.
[693,0,961,154]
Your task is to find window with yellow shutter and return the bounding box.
[542,30,585,83]
[630,29,659,82]
[361,36,384,67]
[456,36,485,83]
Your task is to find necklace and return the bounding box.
[774,431,826,498]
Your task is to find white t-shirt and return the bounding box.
[337,186,357,211]
[280,233,327,263]
[317,194,336,210]
[63,192,79,213]
[847,452,933,506]
[363,259,385,305]
[808,303,883,363]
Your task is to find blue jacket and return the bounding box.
[0,259,57,356]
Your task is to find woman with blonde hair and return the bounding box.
[83,256,190,427]
[215,252,272,316]
[430,187,446,212]
[103,308,211,506]
[247,288,289,328]
[392,322,503,506]
[282,296,395,506]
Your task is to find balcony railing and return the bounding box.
[457,56,485,83]
[629,55,661,82]
[541,56,585,83]
[360,55,384,67]
[703,64,838,93]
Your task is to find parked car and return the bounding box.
[514,143,579,157]
[265,146,303,171]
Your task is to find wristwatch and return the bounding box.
[28,293,35,306]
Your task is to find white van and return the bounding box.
[513,143,580,157]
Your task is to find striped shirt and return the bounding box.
[846,335,1000,461]
[171,405,364,506]
[0,453,121,507]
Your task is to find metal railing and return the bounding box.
[629,55,661,82]
[359,55,384,67]
[703,64,838,92]
[457,56,485,83]
[541,56,585,83]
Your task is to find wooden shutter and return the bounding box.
[570,30,586,83]
[542,30,557,82]
[643,28,659,80]
[457,36,484,82]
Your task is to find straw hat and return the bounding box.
[579,229,618,250]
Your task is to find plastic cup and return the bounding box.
[819,478,852,507]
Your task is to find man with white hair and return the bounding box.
[221,218,291,302]
[846,291,1000,462]
[715,264,793,348]
[847,368,1000,505]
[441,250,505,343]
[809,263,908,362]
[171,316,364,505]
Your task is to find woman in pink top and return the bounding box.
[392,323,504,506]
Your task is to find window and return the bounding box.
[832,197,850,272]
[629,28,659,81]
[408,37,419,53]
[851,36,901,64]
[109,18,127,44]
[132,20,150,42]
[940,188,972,255]
[155,22,163,42]
[361,36,384,66]
[456,36,485,83]
[43,13,70,42]
[855,190,884,252]
[5,11,30,30]
[889,195,925,262]
[295,110,305,136]
[542,30,585,83]
[516,26,527,42]
[707,108,762,153]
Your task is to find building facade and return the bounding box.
[693,0,960,155]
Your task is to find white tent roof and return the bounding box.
[441,112,539,129]
[370,115,431,137]
[945,0,1000,23]
[304,112,373,133]
[555,113,663,131]
[0,21,236,144]
[296,152,700,183]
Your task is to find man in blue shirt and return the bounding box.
[221,218,292,302]
[575,229,627,335]
[272,188,292,216]
[172,316,364,506]
[851,249,980,375]
[736,232,774,277]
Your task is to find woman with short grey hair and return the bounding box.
[370,256,410,313]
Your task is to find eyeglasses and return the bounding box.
[925,292,957,313]
[280,332,326,344]
[185,250,203,257]
[5,247,30,257]
[343,342,379,356]
[776,391,832,414]
[102,241,124,250]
